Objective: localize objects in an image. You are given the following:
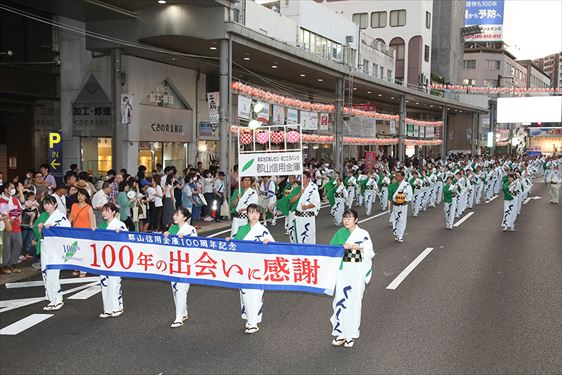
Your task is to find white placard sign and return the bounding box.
[239,151,303,177]
[287,108,298,124]
[272,105,285,125]
[237,95,252,120]
[301,111,318,131]
[207,92,219,124]
[389,120,396,135]
[426,126,434,138]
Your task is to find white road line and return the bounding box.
[0,314,53,335]
[207,203,331,238]
[68,285,101,300]
[5,276,100,289]
[358,210,389,224]
[453,212,474,227]
[1,282,98,314]
[485,195,498,204]
[386,247,434,290]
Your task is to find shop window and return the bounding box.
[425,11,431,29]
[81,137,111,177]
[424,45,430,62]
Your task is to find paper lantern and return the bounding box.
[256,130,270,144]
[271,131,284,144]
[240,133,252,145]
[286,130,300,143]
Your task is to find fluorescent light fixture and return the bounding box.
[317,78,323,82]
[158,0,166,4]
[271,65,278,68]
[300,74,306,77]
[209,46,217,50]
[243,57,250,61]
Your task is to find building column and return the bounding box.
[489,100,497,155]
[441,106,448,158]
[334,78,344,172]
[111,48,123,170]
[398,95,406,161]
[471,112,478,156]
[219,38,231,188]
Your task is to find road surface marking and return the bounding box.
[386,247,434,290]
[208,203,331,238]
[485,195,498,203]
[0,314,53,335]
[454,212,474,227]
[358,210,389,224]
[1,282,98,314]
[68,285,101,300]
[523,196,541,205]
[5,276,100,289]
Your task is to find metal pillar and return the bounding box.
[111,48,123,170]
[441,106,448,159]
[471,112,478,156]
[334,78,344,172]
[490,100,497,155]
[398,95,406,161]
[219,38,230,185]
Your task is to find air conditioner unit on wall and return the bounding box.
[345,35,354,44]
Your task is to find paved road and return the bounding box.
[1,181,560,374]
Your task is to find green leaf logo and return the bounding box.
[242,158,255,172]
[63,241,80,262]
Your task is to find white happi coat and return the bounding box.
[41,210,71,305]
[363,177,378,215]
[392,180,412,241]
[100,218,128,314]
[238,223,275,327]
[331,183,348,225]
[258,180,277,209]
[331,227,375,340]
[170,222,197,321]
[230,188,258,237]
[293,182,321,244]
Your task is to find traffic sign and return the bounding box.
[48,131,63,178]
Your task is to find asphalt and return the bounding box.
[0,181,560,374]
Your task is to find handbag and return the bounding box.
[1,216,11,232]
[198,193,207,206]
[220,199,230,217]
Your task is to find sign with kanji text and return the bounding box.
[464,0,504,42]
[48,131,63,179]
[238,151,303,177]
[42,227,343,295]
[207,92,219,124]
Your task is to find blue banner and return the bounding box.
[465,0,504,26]
[42,227,345,295]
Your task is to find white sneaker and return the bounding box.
[343,339,354,348]
[111,309,124,318]
[263,221,267,227]
[397,239,404,243]
[99,312,113,319]
[271,220,276,226]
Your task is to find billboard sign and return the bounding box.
[464,0,505,42]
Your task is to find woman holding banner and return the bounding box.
[329,209,374,348]
[164,207,197,328]
[226,203,274,334]
[38,195,71,311]
[97,203,127,319]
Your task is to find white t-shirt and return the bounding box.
[203,177,214,194]
[147,186,163,207]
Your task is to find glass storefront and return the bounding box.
[138,141,187,175]
[81,137,112,177]
[197,140,218,169]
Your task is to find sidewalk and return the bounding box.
[0,220,233,286]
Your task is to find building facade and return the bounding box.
[533,52,561,89]
[462,48,527,88]
[430,0,465,84]
[515,60,551,89]
[318,0,433,89]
